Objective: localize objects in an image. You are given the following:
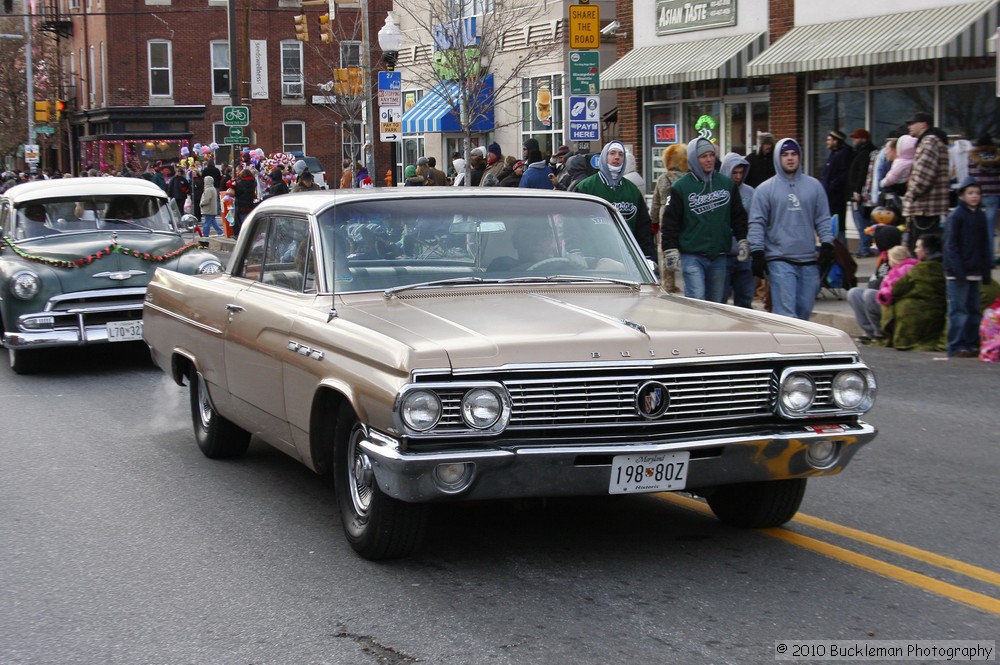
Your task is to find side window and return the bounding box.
[261,216,311,292]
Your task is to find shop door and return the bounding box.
[724,98,769,156]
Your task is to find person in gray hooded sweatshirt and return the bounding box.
[661,138,749,303]
[748,137,834,320]
[720,152,755,308]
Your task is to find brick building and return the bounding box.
[38,0,392,178]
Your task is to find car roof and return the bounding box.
[251,187,612,217]
[1,177,169,205]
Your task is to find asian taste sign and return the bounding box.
[656,0,736,36]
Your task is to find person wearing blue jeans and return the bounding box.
[748,138,834,320]
[661,138,749,303]
[200,175,223,237]
[942,177,993,357]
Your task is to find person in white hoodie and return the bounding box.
[720,152,755,308]
[200,175,222,237]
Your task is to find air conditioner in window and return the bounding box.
[283,82,303,97]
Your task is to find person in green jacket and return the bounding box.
[880,233,947,351]
[661,138,749,303]
[574,141,654,259]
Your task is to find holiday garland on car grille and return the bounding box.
[1,237,202,268]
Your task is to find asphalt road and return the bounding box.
[1,344,997,665]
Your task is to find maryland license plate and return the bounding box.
[608,452,689,494]
[107,320,143,342]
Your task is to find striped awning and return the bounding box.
[602,33,766,89]
[746,0,999,76]
[402,75,494,135]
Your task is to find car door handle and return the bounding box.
[225,304,245,313]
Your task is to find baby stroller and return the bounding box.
[817,215,858,300]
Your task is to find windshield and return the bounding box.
[12,194,178,240]
[316,197,651,293]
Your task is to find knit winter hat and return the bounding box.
[828,130,847,142]
[694,139,716,158]
[487,142,502,157]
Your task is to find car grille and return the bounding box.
[40,288,147,329]
[423,364,850,433]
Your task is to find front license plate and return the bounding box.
[609,452,689,494]
[107,320,143,342]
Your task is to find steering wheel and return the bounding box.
[526,256,581,272]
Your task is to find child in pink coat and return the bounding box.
[880,134,917,190]
[876,245,917,306]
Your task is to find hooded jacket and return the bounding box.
[748,138,833,263]
[881,135,917,190]
[452,158,467,186]
[720,152,755,256]
[518,158,554,189]
[200,175,219,215]
[661,139,747,258]
[574,141,654,257]
[943,188,991,281]
[650,144,689,228]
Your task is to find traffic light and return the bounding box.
[33,100,50,123]
[293,14,309,42]
[54,100,65,121]
[318,13,334,43]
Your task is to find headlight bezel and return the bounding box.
[399,389,442,432]
[776,364,877,418]
[10,270,41,300]
[395,382,511,437]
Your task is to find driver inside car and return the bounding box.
[488,221,558,271]
[16,204,50,238]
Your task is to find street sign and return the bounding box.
[24,144,40,164]
[378,71,401,91]
[229,126,245,138]
[569,51,600,94]
[223,105,250,127]
[35,126,56,135]
[223,136,251,145]
[379,105,402,142]
[568,95,600,142]
[568,4,600,50]
[378,89,402,107]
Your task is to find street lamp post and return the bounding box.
[378,13,402,71]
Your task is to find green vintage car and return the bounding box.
[1,177,223,373]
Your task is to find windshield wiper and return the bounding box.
[100,218,153,232]
[383,276,499,298]
[498,274,641,289]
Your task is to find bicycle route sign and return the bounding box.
[223,106,250,127]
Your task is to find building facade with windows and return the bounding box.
[39,0,392,176]
[608,0,999,190]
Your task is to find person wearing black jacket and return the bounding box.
[820,130,853,243]
[847,128,878,256]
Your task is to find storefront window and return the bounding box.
[683,100,721,146]
[521,74,564,156]
[870,87,933,143]
[872,61,936,86]
[808,68,866,90]
[809,91,864,176]
[646,104,680,184]
[940,81,999,139]
[725,78,769,95]
[683,80,722,99]
[646,86,683,102]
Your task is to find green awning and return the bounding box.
[602,33,767,89]
[746,0,998,76]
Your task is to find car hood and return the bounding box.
[12,232,190,288]
[340,287,856,370]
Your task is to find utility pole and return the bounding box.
[25,0,33,149]
[359,0,376,182]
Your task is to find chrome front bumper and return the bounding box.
[359,422,878,503]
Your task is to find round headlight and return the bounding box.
[400,390,441,431]
[197,259,224,275]
[780,372,815,412]
[832,371,867,409]
[11,270,40,300]
[461,388,501,429]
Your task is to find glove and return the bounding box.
[664,248,680,272]
[751,251,768,278]
[819,242,835,268]
[737,239,751,262]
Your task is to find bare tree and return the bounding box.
[0,15,27,165]
[394,0,562,182]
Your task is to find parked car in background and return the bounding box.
[1,177,223,373]
[142,188,878,560]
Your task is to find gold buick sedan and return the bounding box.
[142,187,877,560]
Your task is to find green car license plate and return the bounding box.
[107,320,143,342]
[608,452,689,494]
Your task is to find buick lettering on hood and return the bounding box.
[141,188,877,560]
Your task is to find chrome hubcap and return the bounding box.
[348,427,373,519]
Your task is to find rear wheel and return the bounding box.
[8,347,37,375]
[334,404,428,560]
[706,478,807,528]
[189,371,251,459]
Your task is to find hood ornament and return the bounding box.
[94,269,146,281]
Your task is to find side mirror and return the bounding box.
[181,214,200,231]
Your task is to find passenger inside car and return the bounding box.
[487,221,559,271]
[15,204,52,238]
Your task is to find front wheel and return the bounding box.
[334,404,428,560]
[8,346,37,375]
[189,370,251,459]
[705,478,807,528]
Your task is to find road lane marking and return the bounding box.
[654,493,1000,616]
